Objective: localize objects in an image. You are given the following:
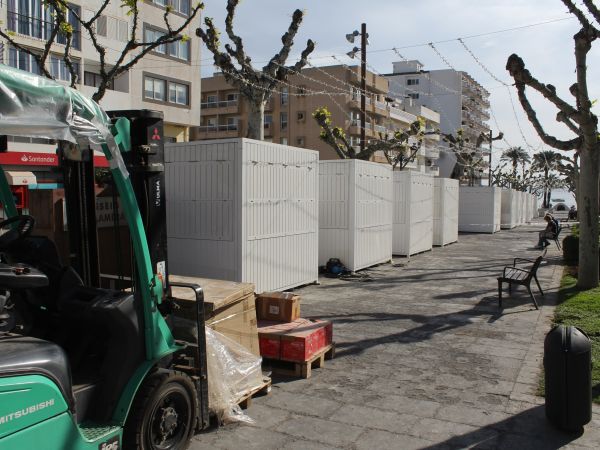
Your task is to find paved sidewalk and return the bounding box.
[191,224,600,449]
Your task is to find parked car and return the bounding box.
[550,202,569,221]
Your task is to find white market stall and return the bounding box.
[392,171,434,256]
[458,186,502,233]
[433,178,459,246]
[501,188,519,229]
[165,138,319,293]
[319,159,393,271]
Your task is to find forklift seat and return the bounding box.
[0,334,73,409]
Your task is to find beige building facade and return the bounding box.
[195,65,440,171]
[0,0,201,143]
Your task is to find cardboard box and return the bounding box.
[170,275,260,356]
[258,318,333,362]
[256,292,301,322]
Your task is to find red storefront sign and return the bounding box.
[0,151,109,167]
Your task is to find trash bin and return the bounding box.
[544,325,592,431]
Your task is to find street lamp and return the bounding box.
[346,24,368,151]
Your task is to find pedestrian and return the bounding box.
[536,213,559,249]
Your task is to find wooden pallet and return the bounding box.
[263,343,335,379]
[237,376,272,409]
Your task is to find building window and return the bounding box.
[144,75,190,106]
[144,26,190,61]
[407,78,419,86]
[7,0,81,50]
[151,0,190,16]
[50,55,80,82]
[280,137,288,146]
[226,92,238,102]
[297,86,306,97]
[84,71,113,90]
[408,93,420,99]
[281,87,288,105]
[168,81,189,105]
[297,111,305,122]
[167,39,190,61]
[296,137,305,147]
[280,112,288,131]
[264,114,272,129]
[145,28,167,54]
[8,47,41,75]
[144,76,166,101]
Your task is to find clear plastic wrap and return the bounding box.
[205,327,264,425]
[0,64,128,176]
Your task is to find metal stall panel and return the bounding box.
[393,171,434,256]
[241,139,319,293]
[352,160,393,271]
[166,139,241,281]
[433,177,459,246]
[319,160,352,267]
[458,186,502,233]
[501,188,518,229]
[166,138,318,293]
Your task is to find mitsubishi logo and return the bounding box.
[151,128,161,141]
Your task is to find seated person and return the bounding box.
[536,213,558,248]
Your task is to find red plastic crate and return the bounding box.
[258,318,332,362]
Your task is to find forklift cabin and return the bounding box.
[0,66,209,450]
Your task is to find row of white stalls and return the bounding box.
[458,187,538,233]
[164,139,494,293]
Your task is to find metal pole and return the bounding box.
[488,129,492,186]
[360,23,367,152]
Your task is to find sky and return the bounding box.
[198,0,600,170]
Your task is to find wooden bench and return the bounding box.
[497,256,544,309]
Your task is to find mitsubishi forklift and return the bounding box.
[0,65,209,449]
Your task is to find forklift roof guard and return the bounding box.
[0,64,176,364]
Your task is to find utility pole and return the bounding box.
[360,23,367,152]
[488,129,492,186]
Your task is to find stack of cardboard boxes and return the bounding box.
[256,292,333,363]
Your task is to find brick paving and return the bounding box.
[191,223,600,449]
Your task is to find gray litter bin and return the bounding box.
[544,325,592,431]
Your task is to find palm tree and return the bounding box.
[532,150,563,208]
[501,147,531,180]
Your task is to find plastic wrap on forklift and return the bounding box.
[205,327,263,424]
[0,65,128,176]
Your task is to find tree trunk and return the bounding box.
[576,147,599,288]
[543,168,549,208]
[247,98,265,140]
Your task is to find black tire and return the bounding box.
[124,370,198,450]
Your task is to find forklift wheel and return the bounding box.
[124,371,198,450]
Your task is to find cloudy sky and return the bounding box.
[199,0,599,165]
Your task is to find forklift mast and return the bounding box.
[107,110,169,295]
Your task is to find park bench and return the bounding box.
[497,255,544,310]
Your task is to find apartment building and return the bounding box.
[385,60,491,181]
[0,0,201,143]
[195,64,440,172]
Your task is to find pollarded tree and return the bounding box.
[313,107,434,169]
[0,0,204,102]
[442,130,488,186]
[506,0,599,288]
[197,0,315,140]
[532,150,564,207]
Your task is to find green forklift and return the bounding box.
[0,65,209,449]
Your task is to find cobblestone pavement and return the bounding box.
[191,223,600,449]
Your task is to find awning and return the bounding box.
[5,171,36,186]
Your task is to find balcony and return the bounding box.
[422,145,440,159]
[195,123,240,140]
[425,165,440,176]
[389,106,417,125]
[373,124,388,135]
[200,99,240,114]
[7,10,81,50]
